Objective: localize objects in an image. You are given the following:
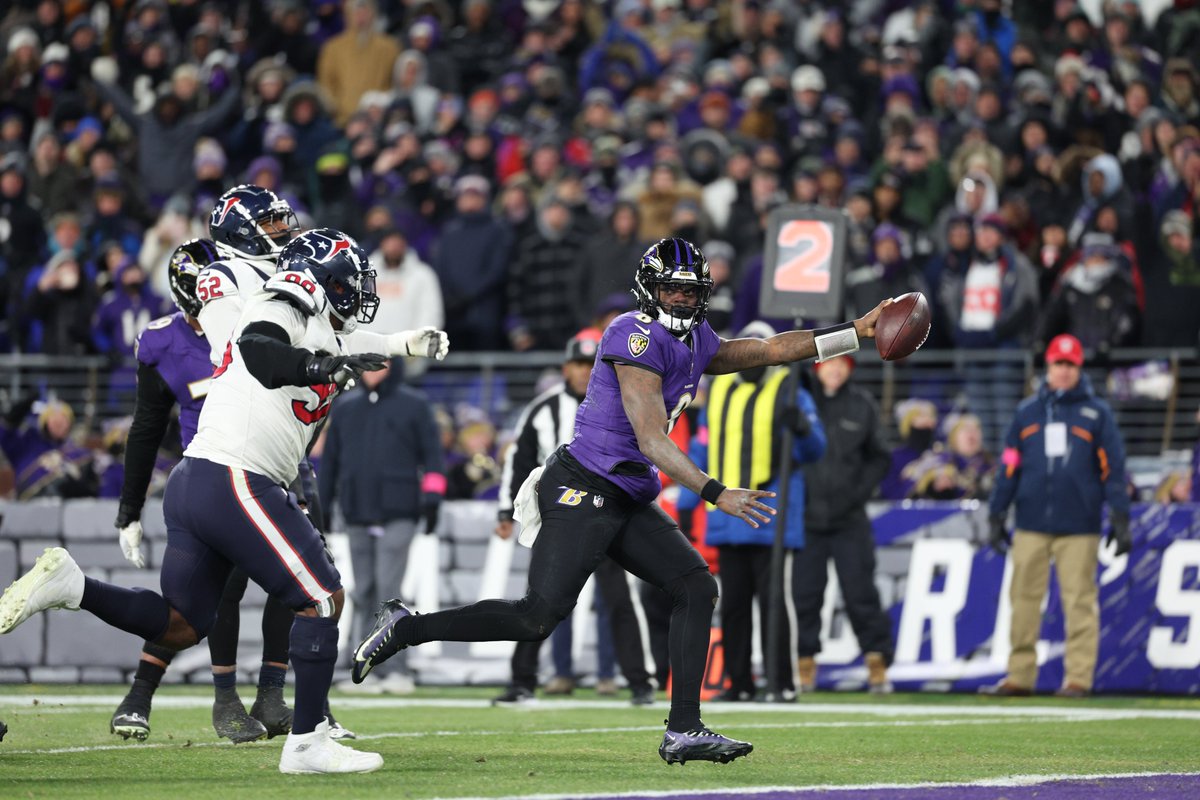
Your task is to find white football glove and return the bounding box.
[118,520,146,569]
[398,327,449,360]
[263,269,329,317]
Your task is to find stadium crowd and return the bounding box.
[0,0,1199,505]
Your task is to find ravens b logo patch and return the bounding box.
[628,333,649,357]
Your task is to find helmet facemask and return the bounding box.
[325,268,379,334]
[633,238,713,336]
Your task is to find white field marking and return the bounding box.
[0,715,1188,757]
[425,771,1200,800]
[4,694,1200,721]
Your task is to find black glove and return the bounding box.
[115,501,141,529]
[988,515,1010,555]
[781,405,811,437]
[304,352,388,388]
[421,499,440,535]
[1106,513,1132,556]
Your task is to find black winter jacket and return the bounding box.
[803,379,891,533]
[317,367,445,526]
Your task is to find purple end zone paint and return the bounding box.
[609,773,1200,800]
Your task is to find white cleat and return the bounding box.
[0,547,84,634]
[279,718,382,774]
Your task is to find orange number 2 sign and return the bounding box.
[773,220,833,293]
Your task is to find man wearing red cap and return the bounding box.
[981,334,1131,698]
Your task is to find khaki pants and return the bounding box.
[1007,530,1100,690]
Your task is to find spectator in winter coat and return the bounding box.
[0,397,97,501]
[432,175,513,351]
[506,194,588,351]
[575,201,644,329]
[844,223,928,320]
[909,413,995,500]
[319,360,445,695]
[26,250,97,357]
[92,69,240,208]
[1037,235,1140,355]
[937,214,1038,446]
[1142,210,1200,347]
[316,0,402,126]
[880,398,940,500]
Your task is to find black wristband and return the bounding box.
[701,478,726,505]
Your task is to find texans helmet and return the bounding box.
[278,228,379,332]
[633,237,713,334]
[209,184,297,263]
[168,238,220,318]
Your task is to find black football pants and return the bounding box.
[405,448,714,729]
[792,516,894,663]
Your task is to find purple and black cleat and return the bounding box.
[351,599,414,684]
[658,720,753,765]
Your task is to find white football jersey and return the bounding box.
[195,257,276,366]
[186,295,345,486]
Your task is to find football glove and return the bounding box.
[396,327,449,360]
[118,520,146,569]
[1105,513,1132,556]
[304,352,388,389]
[988,515,1010,555]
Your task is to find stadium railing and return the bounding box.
[1,347,1196,462]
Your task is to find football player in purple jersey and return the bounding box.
[353,237,888,764]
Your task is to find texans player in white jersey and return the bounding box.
[0,228,449,774]
[112,186,322,743]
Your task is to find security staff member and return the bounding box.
[679,322,826,701]
[982,334,1130,698]
[793,354,894,694]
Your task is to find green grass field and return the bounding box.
[1,686,1198,799]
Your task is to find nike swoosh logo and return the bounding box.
[635,324,651,335]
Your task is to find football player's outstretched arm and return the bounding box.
[115,363,177,568]
[615,363,775,528]
[344,327,449,360]
[704,299,889,375]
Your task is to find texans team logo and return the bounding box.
[311,233,354,262]
[214,196,240,226]
[628,332,649,357]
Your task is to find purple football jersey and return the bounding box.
[570,311,721,504]
[136,313,212,448]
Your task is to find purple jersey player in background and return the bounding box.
[353,237,889,764]
[109,239,297,745]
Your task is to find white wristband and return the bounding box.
[814,322,860,362]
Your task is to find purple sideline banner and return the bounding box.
[813,502,1200,695]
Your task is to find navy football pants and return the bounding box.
[161,457,341,639]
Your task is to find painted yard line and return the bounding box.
[3,694,1200,721]
[425,772,1200,800]
[0,715,1171,756]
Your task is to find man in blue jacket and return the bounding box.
[318,359,446,695]
[679,322,827,702]
[982,334,1131,698]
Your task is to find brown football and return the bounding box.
[875,292,931,361]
